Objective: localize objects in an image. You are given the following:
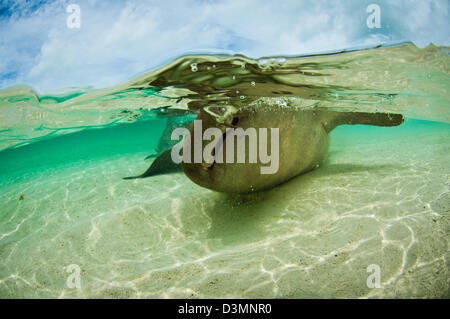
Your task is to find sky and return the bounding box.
[0,0,449,93]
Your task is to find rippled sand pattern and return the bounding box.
[0,121,448,298]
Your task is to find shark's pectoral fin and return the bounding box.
[123,148,181,180]
[322,110,404,133]
[144,153,158,160]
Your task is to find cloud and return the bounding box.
[0,0,449,92]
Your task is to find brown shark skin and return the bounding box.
[181,105,403,193]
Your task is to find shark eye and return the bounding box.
[231,117,239,125]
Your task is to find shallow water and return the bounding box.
[0,43,448,298]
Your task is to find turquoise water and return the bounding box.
[0,43,448,298]
[0,118,166,178]
[0,117,448,298]
[0,116,446,181]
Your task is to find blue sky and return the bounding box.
[0,0,449,93]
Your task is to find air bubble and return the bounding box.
[190,63,198,72]
[251,81,256,87]
[240,95,245,99]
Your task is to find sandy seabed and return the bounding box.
[0,120,448,298]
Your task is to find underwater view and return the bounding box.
[0,1,448,300]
